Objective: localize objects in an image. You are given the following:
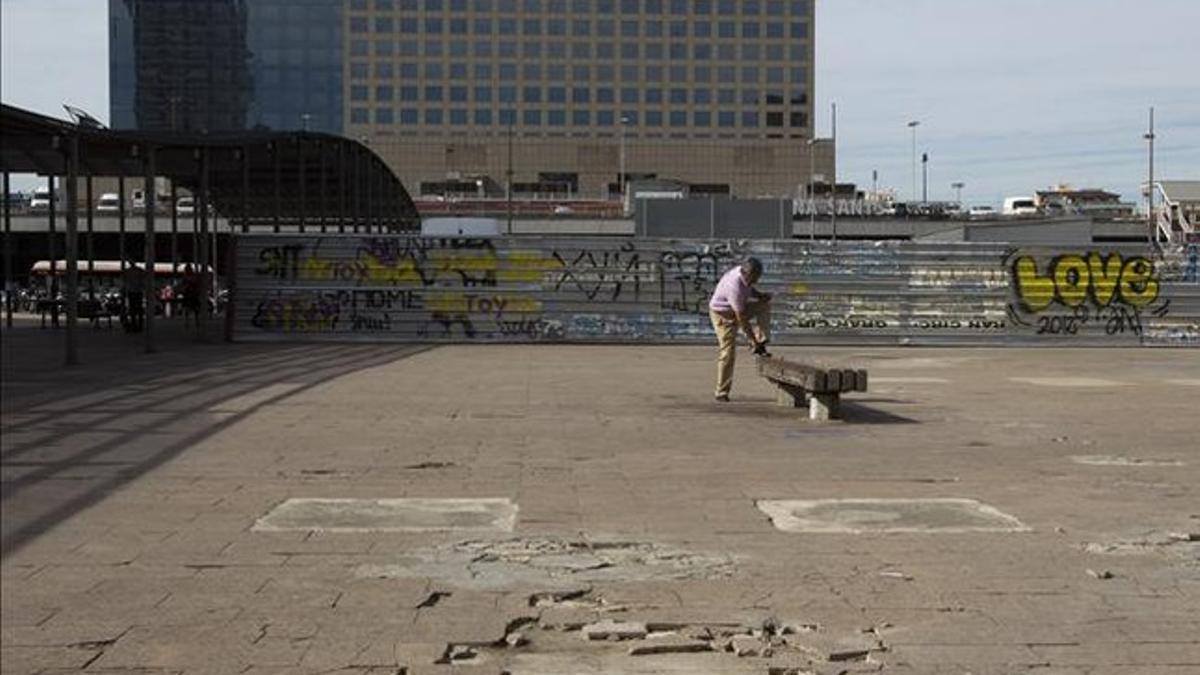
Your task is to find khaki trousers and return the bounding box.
[709,301,771,397]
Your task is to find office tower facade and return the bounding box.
[110,0,827,199]
[110,0,343,134]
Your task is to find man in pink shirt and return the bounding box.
[708,258,772,401]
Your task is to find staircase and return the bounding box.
[1151,182,1196,245]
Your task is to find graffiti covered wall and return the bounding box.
[234,235,1200,346]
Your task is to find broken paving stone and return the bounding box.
[528,588,592,607]
[504,631,528,648]
[582,620,648,641]
[878,570,913,581]
[730,635,771,658]
[443,645,479,662]
[788,634,879,663]
[628,635,714,656]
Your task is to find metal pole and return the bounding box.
[241,145,250,233]
[118,175,126,271]
[318,140,327,233]
[4,172,13,327]
[807,139,815,241]
[338,143,346,233]
[908,120,919,202]
[619,116,627,199]
[298,137,307,232]
[506,118,514,235]
[85,175,94,299]
[48,175,58,327]
[198,148,210,340]
[64,135,80,365]
[143,145,156,353]
[922,153,929,203]
[366,154,374,232]
[272,142,281,233]
[831,102,837,245]
[1146,106,1156,246]
[171,180,179,275]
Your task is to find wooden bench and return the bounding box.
[756,356,868,421]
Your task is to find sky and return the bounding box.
[2,0,1199,206]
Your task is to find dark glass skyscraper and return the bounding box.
[109,0,343,134]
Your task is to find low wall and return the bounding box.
[233,235,1200,346]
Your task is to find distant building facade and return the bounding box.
[109,0,827,200]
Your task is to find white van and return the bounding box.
[1003,196,1038,216]
[30,187,53,212]
[96,193,120,213]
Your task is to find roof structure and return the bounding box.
[1,104,418,231]
[1158,181,1200,204]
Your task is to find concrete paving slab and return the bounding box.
[252,497,518,533]
[756,499,1031,534]
[1008,376,1127,387]
[1070,455,1185,467]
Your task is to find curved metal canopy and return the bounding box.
[1,103,418,231]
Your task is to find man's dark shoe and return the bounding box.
[752,342,771,357]
[715,394,730,402]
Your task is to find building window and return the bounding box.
[450,109,468,125]
[475,109,493,125]
[766,111,783,127]
[425,109,444,124]
[376,107,394,124]
[351,107,369,123]
[523,109,542,125]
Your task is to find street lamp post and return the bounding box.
[1144,106,1156,246]
[619,115,629,199]
[907,120,920,203]
[807,139,816,241]
[830,102,837,245]
[921,153,929,203]
[952,181,965,207]
[301,113,311,132]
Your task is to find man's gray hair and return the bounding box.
[741,257,764,276]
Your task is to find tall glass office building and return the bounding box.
[109,0,343,134]
[110,0,826,198]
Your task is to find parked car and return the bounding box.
[967,205,997,219]
[96,193,120,213]
[553,205,575,215]
[175,196,195,216]
[29,187,53,212]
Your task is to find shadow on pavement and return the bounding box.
[1,317,430,559]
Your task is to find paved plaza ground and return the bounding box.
[2,318,1199,674]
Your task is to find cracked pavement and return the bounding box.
[2,321,1199,674]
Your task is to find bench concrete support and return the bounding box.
[758,356,866,422]
[771,381,839,421]
[809,393,839,421]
